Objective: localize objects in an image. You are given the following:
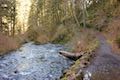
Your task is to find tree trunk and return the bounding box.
[0,16,2,32]
[59,51,84,60]
[82,0,86,28]
[71,0,80,27]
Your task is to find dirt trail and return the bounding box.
[84,33,120,80]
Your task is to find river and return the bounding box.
[0,42,73,80]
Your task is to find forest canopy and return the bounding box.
[0,0,120,44]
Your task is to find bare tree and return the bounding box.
[71,0,80,27]
[82,0,87,28]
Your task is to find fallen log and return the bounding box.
[59,51,84,60]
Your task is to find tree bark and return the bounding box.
[71,0,80,27]
[59,51,84,60]
[0,16,2,32]
[82,0,86,28]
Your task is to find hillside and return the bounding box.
[61,0,120,80]
[0,0,120,80]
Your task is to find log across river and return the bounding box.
[60,34,120,80]
[0,34,120,80]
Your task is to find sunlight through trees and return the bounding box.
[16,0,32,34]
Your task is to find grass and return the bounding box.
[86,0,120,54]
[52,24,76,44]
[27,24,77,45]
[0,33,21,55]
[61,29,99,80]
[66,28,99,53]
[61,3,120,80]
[103,18,120,53]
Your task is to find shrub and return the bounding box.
[66,28,99,53]
[52,24,76,44]
[27,25,50,44]
[35,34,50,44]
[104,19,120,46]
[0,33,20,55]
[27,24,77,44]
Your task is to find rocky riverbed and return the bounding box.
[0,42,73,80]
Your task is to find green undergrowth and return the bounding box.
[27,24,77,45]
[61,1,120,79]
[61,35,99,80]
[86,0,120,31]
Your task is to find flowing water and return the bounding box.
[0,42,73,80]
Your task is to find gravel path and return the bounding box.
[84,34,120,80]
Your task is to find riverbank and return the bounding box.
[0,29,99,80]
[61,33,120,80]
[60,32,99,80]
[83,34,120,80]
[0,33,21,55]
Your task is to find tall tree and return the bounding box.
[0,0,16,35]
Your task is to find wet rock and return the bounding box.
[0,43,73,80]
